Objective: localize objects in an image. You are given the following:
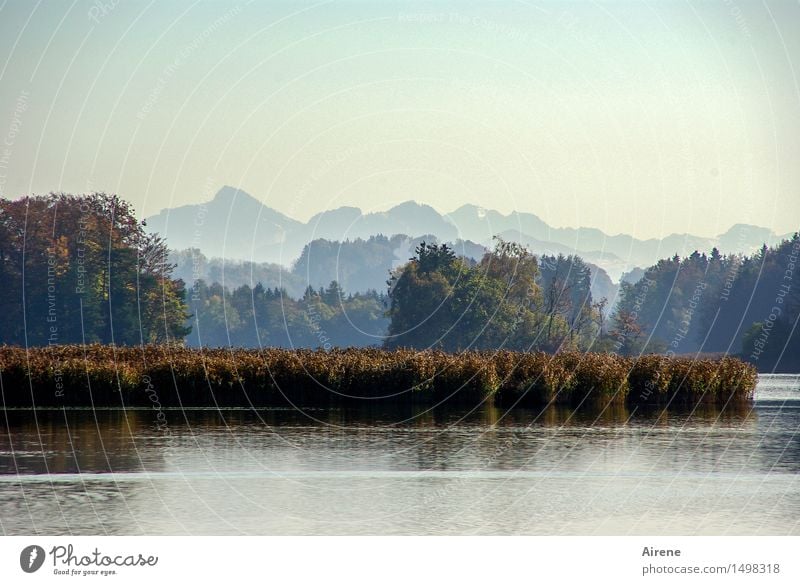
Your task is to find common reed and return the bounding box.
[0,345,757,409]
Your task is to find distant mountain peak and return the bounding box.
[452,203,488,213]
[213,185,259,205]
[717,223,773,237]
[310,206,362,219]
[385,200,436,213]
[146,190,784,283]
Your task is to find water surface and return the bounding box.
[1,374,798,535]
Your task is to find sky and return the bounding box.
[0,0,798,239]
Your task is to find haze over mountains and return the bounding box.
[146,186,790,282]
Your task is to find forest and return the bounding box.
[1,192,797,371]
[613,238,800,370]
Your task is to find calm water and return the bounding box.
[1,375,798,535]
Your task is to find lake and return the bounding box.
[1,374,798,535]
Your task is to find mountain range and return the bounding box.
[146,186,792,282]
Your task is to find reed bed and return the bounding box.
[0,345,757,409]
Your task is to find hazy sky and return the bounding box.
[0,0,798,239]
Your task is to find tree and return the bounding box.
[609,309,644,356]
[385,242,466,349]
[0,193,189,346]
[385,239,605,352]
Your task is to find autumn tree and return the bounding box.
[0,193,189,346]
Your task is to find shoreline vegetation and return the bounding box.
[2,194,798,372]
[0,345,757,410]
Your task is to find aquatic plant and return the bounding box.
[0,345,757,410]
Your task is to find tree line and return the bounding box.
[611,236,800,370]
[2,193,797,370]
[186,280,388,348]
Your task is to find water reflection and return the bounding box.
[0,375,798,535]
[0,410,164,475]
